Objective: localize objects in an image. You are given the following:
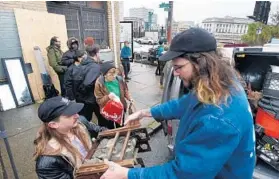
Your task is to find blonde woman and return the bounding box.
[34,96,92,179]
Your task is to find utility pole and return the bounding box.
[148,11,153,31]
[167,1,173,44]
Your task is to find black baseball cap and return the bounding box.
[159,28,217,61]
[38,96,84,123]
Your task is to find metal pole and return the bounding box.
[0,117,19,179]
[167,1,173,44]
[0,146,8,179]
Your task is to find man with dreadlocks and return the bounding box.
[100,28,255,179]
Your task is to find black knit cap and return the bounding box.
[101,62,116,75]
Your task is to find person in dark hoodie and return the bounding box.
[64,50,86,101]
[47,36,67,96]
[64,50,108,136]
[62,37,79,67]
[75,44,106,123]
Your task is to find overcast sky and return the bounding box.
[123,1,279,25]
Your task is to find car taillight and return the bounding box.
[167,121,172,135]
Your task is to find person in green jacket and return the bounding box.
[47,36,67,96]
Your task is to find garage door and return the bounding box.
[0,10,22,82]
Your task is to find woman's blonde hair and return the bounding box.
[33,119,90,164]
[184,51,240,106]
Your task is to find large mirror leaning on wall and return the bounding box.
[1,58,34,108]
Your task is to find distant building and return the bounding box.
[172,21,195,37]
[129,7,157,31]
[124,17,145,38]
[118,1,124,21]
[201,16,253,44]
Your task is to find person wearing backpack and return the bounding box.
[94,62,133,129]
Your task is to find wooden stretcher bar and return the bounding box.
[119,130,131,160]
[76,159,134,176]
[98,122,141,138]
[107,132,120,160]
[76,123,146,178]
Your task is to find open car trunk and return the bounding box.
[234,51,279,178]
[235,52,279,92]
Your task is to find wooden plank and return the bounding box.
[107,132,120,160]
[84,142,99,160]
[14,8,68,101]
[119,130,131,160]
[98,123,141,137]
[76,159,134,175]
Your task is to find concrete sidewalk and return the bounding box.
[0,62,163,179]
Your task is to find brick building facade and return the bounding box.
[0,1,121,103]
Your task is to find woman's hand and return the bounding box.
[129,98,134,103]
[100,160,129,179]
[108,93,117,100]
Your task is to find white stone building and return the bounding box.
[118,1,124,21]
[201,16,253,44]
[123,17,145,37]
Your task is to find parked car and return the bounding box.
[160,50,279,178]
[148,45,166,64]
[138,37,157,45]
[133,41,151,60]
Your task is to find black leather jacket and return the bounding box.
[36,155,74,179]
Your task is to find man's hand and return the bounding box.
[124,109,152,126]
[100,159,128,179]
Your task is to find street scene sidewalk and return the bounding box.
[0,62,165,179]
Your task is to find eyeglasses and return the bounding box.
[173,63,190,72]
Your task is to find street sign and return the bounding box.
[159,3,170,8]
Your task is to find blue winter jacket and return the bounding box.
[128,84,255,179]
[121,46,131,59]
[156,45,164,58]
